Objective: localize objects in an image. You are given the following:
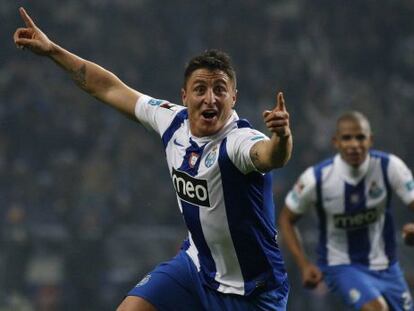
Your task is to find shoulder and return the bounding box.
[313,156,335,178]
[369,149,408,169]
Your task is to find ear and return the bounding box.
[368,134,374,148]
[232,89,238,108]
[181,88,187,106]
[332,135,339,150]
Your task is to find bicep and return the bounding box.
[279,206,302,225]
[249,140,272,173]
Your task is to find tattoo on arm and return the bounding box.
[70,64,87,88]
[250,142,262,169]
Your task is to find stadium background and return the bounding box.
[1,0,413,310]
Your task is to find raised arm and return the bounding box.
[250,92,293,172]
[278,206,323,288]
[13,7,141,118]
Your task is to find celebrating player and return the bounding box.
[14,7,292,311]
[279,111,414,311]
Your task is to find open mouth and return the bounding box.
[201,110,218,120]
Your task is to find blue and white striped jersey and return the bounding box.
[135,95,287,296]
[285,152,414,270]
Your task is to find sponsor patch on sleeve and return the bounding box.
[250,135,265,141]
[406,180,414,191]
[147,98,163,106]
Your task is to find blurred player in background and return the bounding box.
[279,111,414,311]
[14,7,292,311]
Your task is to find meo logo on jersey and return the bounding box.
[172,168,210,207]
[333,206,384,230]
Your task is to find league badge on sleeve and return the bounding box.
[405,180,414,191]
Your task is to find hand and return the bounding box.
[402,223,414,246]
[301,262,323,289]
[13,7,53,55]
[263,92,291,138]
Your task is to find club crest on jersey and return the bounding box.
[204,146,218,168]
[368,181,383,199]
[189,152,199,168]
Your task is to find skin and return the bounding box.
[181,68,237,137]
[332,118,373,168]
[279,117,413,311]
[14,7,292,311]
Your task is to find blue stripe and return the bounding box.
[161,109,188,148]
[178,138,206,177]
[217,138,286,295]
[345,180,370,265]
[314,158,333,266]
[236,119,251,129]
[180,200,219,290]
[371,151,396,265]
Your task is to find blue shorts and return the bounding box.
[128,250,289,311]
[321,262,413,311]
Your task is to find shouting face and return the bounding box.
[182,68,237,137]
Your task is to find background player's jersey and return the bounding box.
[135,95,287,296]
[285,152,414,270]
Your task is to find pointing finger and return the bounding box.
[19,7,36,29]
[275,91,286,112]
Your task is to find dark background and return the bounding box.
[1,1,413,310]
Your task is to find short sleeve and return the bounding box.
[226,127,270,174]
[135,95,185,136]
[285,167,317,214]
[387,154,414,205]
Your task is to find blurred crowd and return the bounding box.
[1,0,414,310]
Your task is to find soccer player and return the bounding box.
[14,7,291,311]
[279,111,414,311]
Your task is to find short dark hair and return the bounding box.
[183,49,237,89]
[336,110,372,134]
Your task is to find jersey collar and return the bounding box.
[335,153,370,185]
[189,110,239,145]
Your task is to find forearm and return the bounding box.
[48,43,139,116]
[269,133,293,168]
[279,211,310,269]
[251,133,292,172]
[49,44,119,98]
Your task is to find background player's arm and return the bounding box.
[402,201,414,246]
[13,7,141,118]
[278,206,323,288]
[250,92,292,172]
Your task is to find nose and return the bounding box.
[348,137,360,148]
[204,88,216,105]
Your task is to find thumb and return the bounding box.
[275,91,286,112]
[263,110,272,118]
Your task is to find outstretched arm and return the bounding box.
[250,92,292,172]
[13,7,141,118]
[278,206,323,289]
